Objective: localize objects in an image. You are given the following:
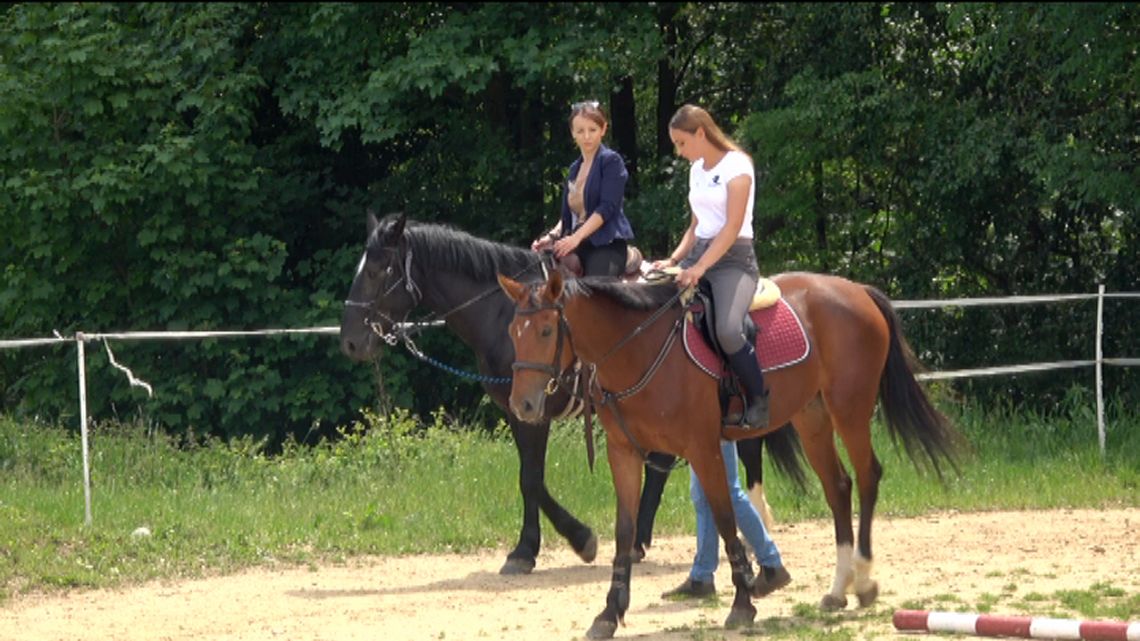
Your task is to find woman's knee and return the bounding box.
[715,321,746,353]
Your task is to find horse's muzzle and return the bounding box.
[509,392,545,423]
[340,332,381,362]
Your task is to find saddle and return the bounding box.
[557,245,645,282]
[682,277,811,425]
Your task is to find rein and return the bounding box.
[592,315,686,475]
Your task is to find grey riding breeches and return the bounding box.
[680,238,759,354]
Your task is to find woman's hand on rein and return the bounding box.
[531,235,554,252]
[676,263,706,289]
[552,235,580,258]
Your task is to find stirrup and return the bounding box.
[739,392,769,430]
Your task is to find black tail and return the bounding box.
[865,286,963,479]
[737,423,808,492]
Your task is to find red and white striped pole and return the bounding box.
[894,610,1140,641]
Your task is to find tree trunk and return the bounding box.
[656,3,681,163]
[610,76,639,193]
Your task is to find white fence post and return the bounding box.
[1095,284,1106,458]
[76,333,93,526]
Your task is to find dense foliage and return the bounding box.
[1,3,1136,441]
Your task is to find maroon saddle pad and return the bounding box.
[683,297,811,379]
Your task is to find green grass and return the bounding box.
[1,393,1138,605]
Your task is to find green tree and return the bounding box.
[1,3,1135,436]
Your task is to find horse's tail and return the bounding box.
[865,286,963,479]
[763,423,810,491]
[736,423,809,492]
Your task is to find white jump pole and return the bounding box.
[1095,284,1106,458]
[76,333,93,526]
[894,610,1140,640]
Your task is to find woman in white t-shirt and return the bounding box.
[654,104,769,430]
[653,104,791,603]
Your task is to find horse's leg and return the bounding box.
[540,483,599,564]
[586,441,642,640]
[688,446,757,629]
[735,438,774,532]
[502,419,595,573]
[831,415,883,608]
[500,419,546,574]
[634,452,677,561]
[535,427,598,564]
[792,404,855,610]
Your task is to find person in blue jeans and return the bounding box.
[661,439,793,599]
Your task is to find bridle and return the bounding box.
[510,298,583,396]
[342,241,585,395]
[343,244,422,345]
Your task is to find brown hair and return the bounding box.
[569,100,608,129]
[669,104,742,154]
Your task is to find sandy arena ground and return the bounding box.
[2,508,1138,641]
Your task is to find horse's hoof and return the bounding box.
[577,533,598,564]
[724,605,757,629]
[499,557,535,575]
[586,618,618,640]
[856,582,879,607]
[820,593,848,610]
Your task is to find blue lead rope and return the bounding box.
[399,328,511,385]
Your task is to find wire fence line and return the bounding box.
[1,290,1136,390]
[4,290,1137,346]
[1,288,1136,525]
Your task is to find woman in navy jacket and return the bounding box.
[532,101,635,277]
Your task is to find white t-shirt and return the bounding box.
[687,150,754,240]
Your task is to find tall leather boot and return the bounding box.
[726,343,769,430]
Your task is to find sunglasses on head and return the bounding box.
[571,100,600,113]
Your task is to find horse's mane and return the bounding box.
[563,277,680,312]
[374,215,543,282]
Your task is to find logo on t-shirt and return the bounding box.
[712,175,720,185]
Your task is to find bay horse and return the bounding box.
[498,269,962,638]
[339,212,803,574]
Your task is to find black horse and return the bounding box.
[339,212,805,573]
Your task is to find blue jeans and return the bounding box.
[689,440,782,582]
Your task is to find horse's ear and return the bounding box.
[543,269,564,303]
[497,274,527,304]
[393,212,407,237]
[367,209,380,235]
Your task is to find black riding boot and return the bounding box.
[726,343,769,430]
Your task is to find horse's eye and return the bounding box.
[385,266,394,275]
[541,325,553,338]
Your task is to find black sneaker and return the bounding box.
[661,577,716,599]
[751,565,792,597]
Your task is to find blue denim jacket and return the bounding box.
[560,144,635,247]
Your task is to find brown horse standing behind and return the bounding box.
[498,269,962,639]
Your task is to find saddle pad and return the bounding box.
[683,297,811,379]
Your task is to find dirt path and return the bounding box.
[3,508,1138,641]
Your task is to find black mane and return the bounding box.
[563,277,680,312]
[372,215,543,282]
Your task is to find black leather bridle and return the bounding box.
[510,299,581,396]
